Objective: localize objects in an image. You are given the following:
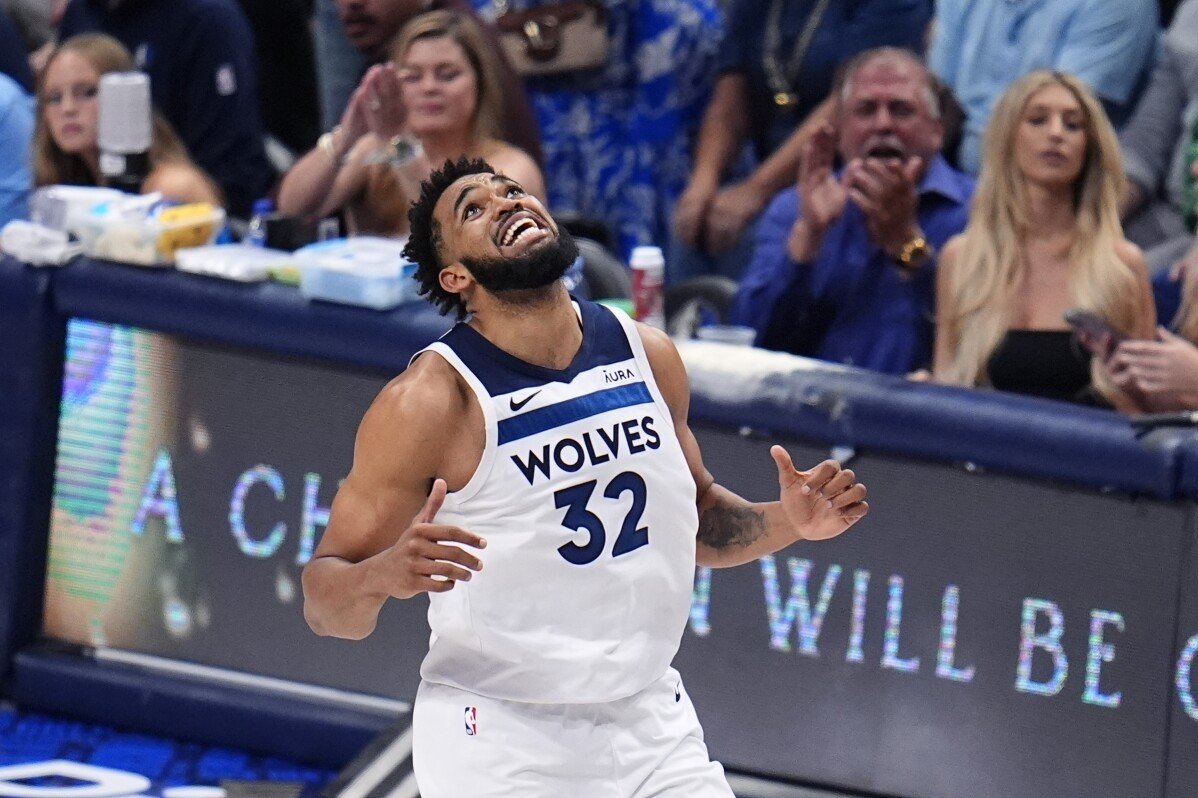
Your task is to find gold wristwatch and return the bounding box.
[897,232,934,272]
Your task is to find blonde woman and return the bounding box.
[278,10,544,238]
[932,71,1155,410]
[35,33,220,206]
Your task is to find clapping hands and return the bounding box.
[788,123,847,262]
[341,63,409,148]
[789,123,922,262]
[843,155,922,257]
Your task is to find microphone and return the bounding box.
[98,71,152,194]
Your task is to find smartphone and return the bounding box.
[1064,309,1127,356]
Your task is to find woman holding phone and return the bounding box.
[932,71,1155,409]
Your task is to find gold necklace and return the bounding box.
[762,0,832,108]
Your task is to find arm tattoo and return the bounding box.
[698,503,766,550]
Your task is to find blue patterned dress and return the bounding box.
[476,0,724,259]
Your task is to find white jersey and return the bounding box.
[413,301,698,704]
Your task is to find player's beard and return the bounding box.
[461,227,579,296]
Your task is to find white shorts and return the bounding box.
[412,667,734,798]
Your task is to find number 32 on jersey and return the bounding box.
[554,471,648,565]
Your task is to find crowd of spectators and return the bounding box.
[1120,0,1198,275]
[0,0,1196,411]
[34,33,220,206]
[669,0,931,283]
[276,9,543,237]
[322,0,542,165]
[55,0,275,218]
[928,0,1158,175]
[0,69,32,226]
[729,48,971,375]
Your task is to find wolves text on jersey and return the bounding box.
[510,415,661,485]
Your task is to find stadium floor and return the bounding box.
[0,702,857,798]
[0,704,336,797]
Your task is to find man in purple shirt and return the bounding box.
[730,47,974,375]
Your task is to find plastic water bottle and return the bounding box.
[246,198,272,247]
[629,245,666,329]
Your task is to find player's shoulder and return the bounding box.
[630,320,689,415]
[367,350,470,429]
[632,319,676,363]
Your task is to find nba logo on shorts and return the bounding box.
[464,706,478,736]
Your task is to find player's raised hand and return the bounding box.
[771,445,868,541]
[382,478,486,599]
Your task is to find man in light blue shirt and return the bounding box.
[928,0,1158,174]
[0,72,33,228]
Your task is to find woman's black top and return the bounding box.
[986,329,1096,404]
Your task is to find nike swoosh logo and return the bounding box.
[509,390,541,411]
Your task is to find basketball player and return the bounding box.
[301,157,869,796]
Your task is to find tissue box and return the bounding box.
[295,237,419,310]
[89,203,226,266]
[31,185,125,234]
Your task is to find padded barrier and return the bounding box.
[12,645,394,767]
[0,256,63,681]
[53,257,454,373]
[681,340,1191,498]
[52,257,1194,499]
[1179,436,1198,498]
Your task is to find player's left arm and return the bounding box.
[638,323,869,568]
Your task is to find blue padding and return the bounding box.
[54,258,453,373]
[681,342,1190,498]
[35,258,1198,500]
[843,377,1187,496]
[1176,437,1198,499]
[687,354,843,443]
[12,647,395,767]
[0,256,63,682]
